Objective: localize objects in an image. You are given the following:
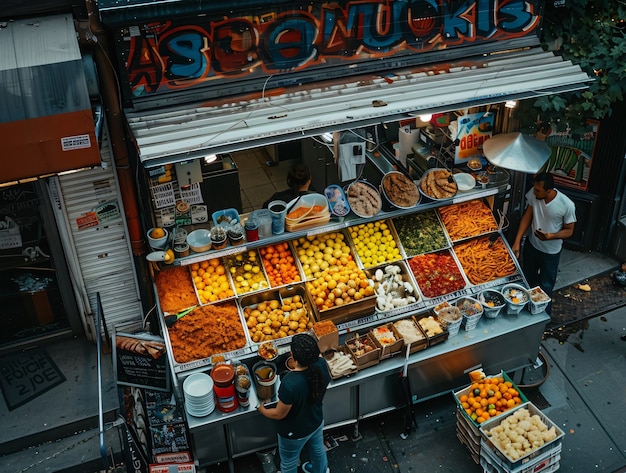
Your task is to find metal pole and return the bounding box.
[96,292,109,470]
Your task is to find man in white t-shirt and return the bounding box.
[512,173,576,314]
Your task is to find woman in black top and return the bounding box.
[263,163,314,209]
[258,333,331,473]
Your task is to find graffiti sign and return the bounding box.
[120,0,542,97]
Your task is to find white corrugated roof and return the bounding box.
[0,14,80,71]
[126,47,592,167]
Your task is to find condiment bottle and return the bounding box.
[245,218,259,242]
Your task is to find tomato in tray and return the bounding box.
[408,251,466,298]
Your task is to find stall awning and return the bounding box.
[126,47,593,168]
[0,14,100,183]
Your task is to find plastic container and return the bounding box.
[253,209,273,239]
[210,363,238,412]
[252,360,277,401]
[147,227,169,250]
[268,200,287,235]
[528,286,551,314]
[477,289,506,318]
[501,283,530,315]
[245,218,259,242]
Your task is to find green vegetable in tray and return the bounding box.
[392,211,448,256]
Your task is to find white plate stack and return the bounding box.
[183,373,215,417]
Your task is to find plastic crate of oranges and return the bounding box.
[189,258,235,304]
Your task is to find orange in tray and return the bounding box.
[457,376,524,424]
[260,242,302,287]
[190,258,235,304]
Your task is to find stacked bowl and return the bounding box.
[477,289,506,318]
[183,373,215,417]
[436,306,463,337]
[455,296,483,331]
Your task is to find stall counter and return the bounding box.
[184,309,548,469]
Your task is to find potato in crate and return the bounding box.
[479,402,564,470]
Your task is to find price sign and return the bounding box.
[114,332,170,391]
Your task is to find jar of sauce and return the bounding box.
[210,363,238,412]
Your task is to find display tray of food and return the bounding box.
[407,249,468,299]
[324,346,358,379]
[324,184,351,217]
[306,263,377,325]
[380,171,420,209]
[344,332,381,369]
[259,241,303,288]
[453,234,518,286]
[366,261,421,313]
[224,249,270,296]
[438,199,499,242]
[291,230,355,281]
[370,323,404,359]
[391,209,450,258]
[346,180,383,218]
[285,193,331,232]
[348,219,403,269]
[239,284,315,346]
[392,317,428,354]
[453,371,528,429]
[166,300,249,367]
[188,258,236,305]
[155,265,199,314]
[311,320,339,353]
[414,315,448,347]
[418,168,457,201]
[480,402,563,470]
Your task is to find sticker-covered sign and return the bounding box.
[455,112,494,162]
[61,134,92,151]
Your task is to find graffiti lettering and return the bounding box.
[123,0,541,96]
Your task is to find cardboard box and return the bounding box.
[345,333,380,369]
[392,318,428,354]
[312,320,339,354]
[370,323,403,359]
[324,346,358,380]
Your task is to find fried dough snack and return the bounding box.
[438,200,498,241]
[419,169,457,199]
[347,181,382,217]
[167,302,246,363]
[454,236,517,285]
[382,172,419,207]
[155,266,198,314]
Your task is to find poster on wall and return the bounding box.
[538,120,599,191]
[454,112,495,163]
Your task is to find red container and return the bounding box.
[211,363,238,412]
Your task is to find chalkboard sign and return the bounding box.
[114,332,170,392]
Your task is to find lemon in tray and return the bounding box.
[349,220,401,268]
[225,250,269,295]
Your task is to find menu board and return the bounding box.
[114,332,170,392]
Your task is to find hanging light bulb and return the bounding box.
[419,113,432,122]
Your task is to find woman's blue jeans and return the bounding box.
[278,421,328,473]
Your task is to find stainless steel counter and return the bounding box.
[185,309,548,469]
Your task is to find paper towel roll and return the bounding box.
[399,127,420,166]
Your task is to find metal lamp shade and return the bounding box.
[483,132,551,174]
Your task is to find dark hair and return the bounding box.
[286,163,311,191]
[291,333,326,403]
[533,172,554,190]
